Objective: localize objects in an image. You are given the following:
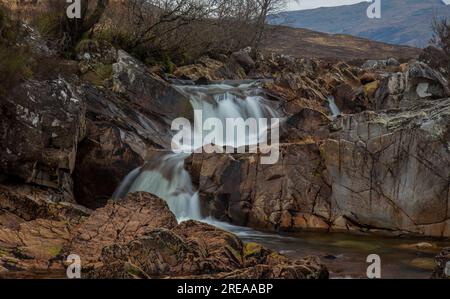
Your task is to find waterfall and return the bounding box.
[327,96,341,118]
[113,82,280,221]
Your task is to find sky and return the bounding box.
[286,0,371,11]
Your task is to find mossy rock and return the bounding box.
[364,80,380,97]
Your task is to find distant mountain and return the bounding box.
[269,0,450,48]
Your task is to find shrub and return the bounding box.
[0,5,34,95]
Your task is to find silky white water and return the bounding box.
[113,82,280,221]
[327,95,341,118]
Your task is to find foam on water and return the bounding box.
[113,82,280,221]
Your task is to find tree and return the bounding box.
[63,0,109,47]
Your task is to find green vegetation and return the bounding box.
[0,6,34,94]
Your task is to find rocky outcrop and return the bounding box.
[113,50,192,121]
[187,143,332,231]
[57,192,327,279]
[64,192,178,265]
[87,219,328,279]
[0,182,90,272]
[362,58,400,70]
[432,248,450,279]
[0,78,86,200]
[374,62,450,110]
[321,98,450,237]
[72,83,159,209]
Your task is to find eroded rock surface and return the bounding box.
[0,78,86,199]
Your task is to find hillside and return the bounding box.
[261,25,421,61]
[270,0,450,48]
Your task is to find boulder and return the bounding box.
[72,81,174,209]
[362,58,399,70]
[187,143,332,231]
[231,49,256,73]
[64,192,178,264]
[87,220,328,279]
[321,98,450,237]
[375,62,450,109]
[0,219,74,271]
[112,50,192,121]
[0,78,86,199]
[432,248,450,279]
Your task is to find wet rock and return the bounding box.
[187,143,331,231]
[0,78,86,199]
[0,183,91,223]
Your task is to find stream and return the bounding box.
[112,81,449,279]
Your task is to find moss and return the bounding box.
[83,63,113,86]
[0,6,34,93]
[75,39,100,55]
[364,80,380,97]
[244,242,263,258]
[48,246,62,257]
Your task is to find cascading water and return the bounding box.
[327,95,341,118]
[113,82,281,221]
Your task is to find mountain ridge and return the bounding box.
[270,0,450,48]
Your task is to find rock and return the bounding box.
[0,78,86,199]
[87,220,328,279]
[362,58,399,70]
[321,98,450,237]
[112,50,192,121]
[405,62,450,99]
[73,120,144,209]
[374,72,406,109]
[72,81,174,208]
[64,192,178,264]
[231,49,256,73]
[174,57,226,81]
[359,72,379,85]
[419,46,450,80]
[187,143,331,231]
[0,219,73,271]
[375,62,450,109]
[281,108,330,143]
[432,248,450,279]
[0,183,91,223]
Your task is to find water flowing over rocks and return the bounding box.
[179,54,450,237]
[2,19,450,278]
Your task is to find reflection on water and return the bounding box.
[205,218,449,279]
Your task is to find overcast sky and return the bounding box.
[286,0,371,11]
